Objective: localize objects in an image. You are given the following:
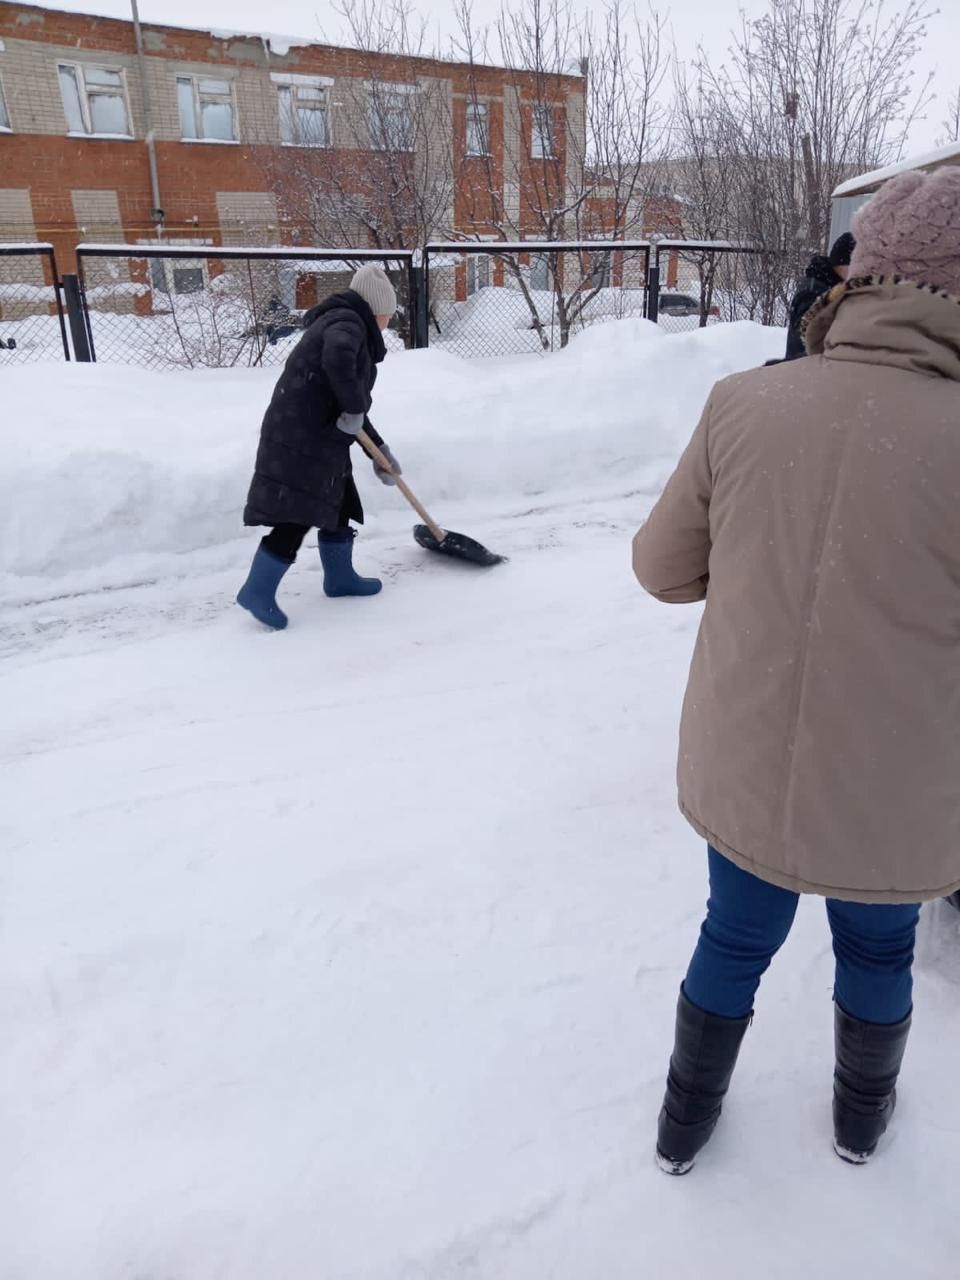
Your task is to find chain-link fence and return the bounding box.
[0,245,69,364]
[651,241,782,333]
[424,242,651,358]
[75,245,418,369]
[1,238,775,367]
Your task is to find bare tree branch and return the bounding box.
[937,84,960,146]
[453,0,670,346]
[673,0,935,324]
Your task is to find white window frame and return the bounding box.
[58,62,132,139]
[272,72,333,149]
[176,74,237,144]
[0,75,11,132]
[466,252,491,297]
[531,104,555,159]
[367,81,417,153]
[465,99,488,157]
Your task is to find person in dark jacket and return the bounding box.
[783,232,855,360]
[237,264,402,630]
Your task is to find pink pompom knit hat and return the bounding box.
[849,166,960,294]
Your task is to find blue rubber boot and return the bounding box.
[236,544,292,629]
[319,529,382,598]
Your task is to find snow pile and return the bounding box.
[435,285,649,354]
[0,319,783,584]
[83,282,152,303]
[435,285,553,352]
[0,283,51,303]
[581,286,647,321]
[205,27,313,57]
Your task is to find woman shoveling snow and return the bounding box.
[237,263,402,630]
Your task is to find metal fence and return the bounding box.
[649,241,777,332]
[423,241,652,358]
[74,244,418,369]
[0,244,69,364]
[1,238,772,367]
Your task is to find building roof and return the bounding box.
[0,1,584,82]
[833,141,960,198]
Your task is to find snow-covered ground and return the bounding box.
[4,319,960,1280]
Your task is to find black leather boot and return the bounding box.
[656,988,752,1175]
[833,1004,912,1165]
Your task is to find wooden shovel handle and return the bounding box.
[356,429,446,544]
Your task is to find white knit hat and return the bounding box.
[350,263,397,317]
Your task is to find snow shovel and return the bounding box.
[357,429,505,567]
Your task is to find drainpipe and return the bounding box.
[130,0,164,237]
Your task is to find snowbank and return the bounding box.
[0,319,784,582]
[433,285,648,355]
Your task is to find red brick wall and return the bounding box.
[0,1,588,267]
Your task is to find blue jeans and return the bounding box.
[684,848,920,1024]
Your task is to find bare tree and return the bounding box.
[261,0,456,341]
[678,0,934,324]
[146,263,281,369]
[452,0,669,348]
[669,65,742,323]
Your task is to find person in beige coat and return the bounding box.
[632,168,960,1175]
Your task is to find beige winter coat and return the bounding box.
[633,279,960,903]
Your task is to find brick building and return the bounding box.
[0,0,587,275]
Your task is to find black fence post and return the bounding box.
[62,274,94,362]
[646,260,661,325]
[410,261,429,349]
[44,249,71,362]
[54,279,71,361]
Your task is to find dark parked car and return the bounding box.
[658,292,700,318]
[657,293,721,321]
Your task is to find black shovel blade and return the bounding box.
[413,524,505,567]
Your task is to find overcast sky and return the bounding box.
[38,0,958,151]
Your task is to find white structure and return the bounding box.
[830,141,960,240]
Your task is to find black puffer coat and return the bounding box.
[784,256,840,360]
[243,290,387,530]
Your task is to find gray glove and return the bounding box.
[373,444,402,486]
[336,411,365,436]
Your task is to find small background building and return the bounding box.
[830,141,960,241]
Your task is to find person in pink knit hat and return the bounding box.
[845,166,960,294]
[632,166,960,1175]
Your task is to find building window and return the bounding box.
[144,240,211,296]
[0,77,10,131]
[177,76,236,142]
[368,84,415,152]
[530,254,551,292]
[531,104,554,159]
[58,64,131,137]
[591,251,611,288]
[466,100,488,156]
[466,253,490,296]
[278,81,329,147]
